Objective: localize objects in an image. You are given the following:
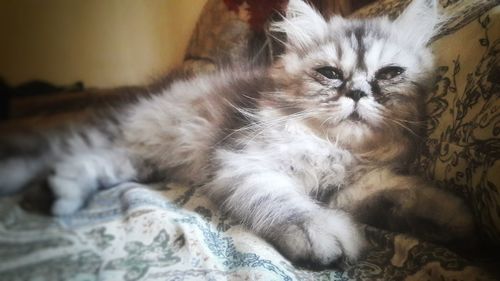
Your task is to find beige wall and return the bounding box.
[0,0,206,88]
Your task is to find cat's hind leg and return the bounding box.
[48,148,137,215]
[333,169,475,243]
[0,132,52,195]
[386,185,475,243]
[0,157,48,195]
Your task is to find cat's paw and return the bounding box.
[359,188,476,244]
[398,188,476,243]
[47,159,98,216]
[48,175,87,215]
[271,209,364,266]
[430,196,476,242]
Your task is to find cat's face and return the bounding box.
[270,0,441,145]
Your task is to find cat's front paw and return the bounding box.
[271,209,364,266]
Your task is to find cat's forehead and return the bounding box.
[332,18,390,43]
[302,18,421,74]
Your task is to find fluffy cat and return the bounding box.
[0,0,474,266]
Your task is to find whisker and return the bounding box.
[235,110,316,148]
[380,112,425,125]
[383,118,423,139]
[215,106,316,148]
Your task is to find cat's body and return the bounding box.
[0,0,474,266]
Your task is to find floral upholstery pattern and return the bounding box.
[424,4,500,246]
[0,0,499,280]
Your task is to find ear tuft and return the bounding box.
[394,0,445,46]
[270,0,328,51]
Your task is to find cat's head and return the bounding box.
[269,0,443,148]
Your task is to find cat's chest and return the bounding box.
[250,131,355,195]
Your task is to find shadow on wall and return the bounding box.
[0,0,207,88]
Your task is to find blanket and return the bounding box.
[0,182,494,280]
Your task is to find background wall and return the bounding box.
[0,0,207,88]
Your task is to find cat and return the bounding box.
[0,0,475,266]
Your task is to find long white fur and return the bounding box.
[394,0,443,47]
[270,0,327,51]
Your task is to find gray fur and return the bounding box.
[0,0,474,266]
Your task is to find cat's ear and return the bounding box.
[271,0,328,51]
[394,0,443,46]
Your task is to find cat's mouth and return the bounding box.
[348,111,361,121]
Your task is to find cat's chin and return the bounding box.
[327,120,384,150]
[339,111,375,129]
[348,112,362,122]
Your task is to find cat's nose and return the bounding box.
[345,90,367,102]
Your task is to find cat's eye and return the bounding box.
[315,66,343,80]
[375,66,405,80]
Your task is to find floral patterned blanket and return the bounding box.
[0,182,495,281]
